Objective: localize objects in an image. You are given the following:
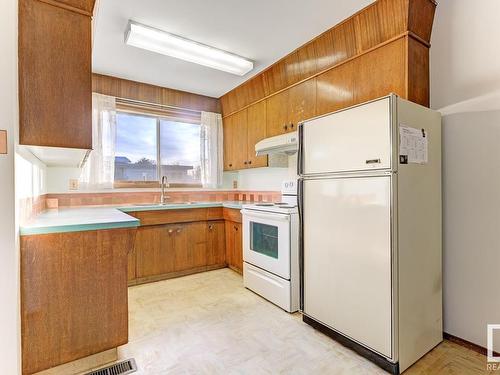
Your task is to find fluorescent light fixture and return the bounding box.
[125,21,254,76]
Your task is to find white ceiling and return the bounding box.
[92,0,374,98]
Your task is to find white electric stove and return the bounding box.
[241,180,299,312]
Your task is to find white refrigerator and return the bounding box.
[298,94,442,374]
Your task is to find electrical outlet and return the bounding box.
[69,179,79,190]
[232,180,238,189]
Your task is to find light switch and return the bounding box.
[0,130,7,154]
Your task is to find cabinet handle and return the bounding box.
[208,224,213,230]
[234,226,238,231]
[244,161,248,165]
[168,229,173,234]
[176,228,182,233]
[248,160,252,165]
[229,163,233,167]
[290,122,294,129]
[283,124,288,130]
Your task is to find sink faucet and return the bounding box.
[160,175,170,204]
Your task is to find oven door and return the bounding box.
[242,209,291,280]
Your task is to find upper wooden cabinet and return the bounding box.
[19,0,92,149]
[288,78,317,128]
[246,101,268,168]
[223,102,268,171]
[266,79,317,136]
[266,90,289,137]
[220,0,436,117]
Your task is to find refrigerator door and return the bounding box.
[302,175,393,358]
[300,97,392,175]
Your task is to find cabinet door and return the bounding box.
[174,222,207,271]
[225,220,235,268]
[232,109,249,170]
[207,221,226,267]
[266,90,289,137]
[135,225,175,278]
[187,222,208,269]
[233,222,243,273]
[316,63,355,116]
[247,101,268,168]
[223,115,235,171]
[288,78,317,130]
[225,221,243,273]
[19,0,92,149]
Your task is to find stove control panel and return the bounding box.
[281,180,297,196]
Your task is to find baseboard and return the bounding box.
[131,264,227,286]
[33,348,117,375]
[444,332,499,357]
[303,315,399,374]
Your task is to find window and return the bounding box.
[114,110,202,187]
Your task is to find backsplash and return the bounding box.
[20,190,281,223]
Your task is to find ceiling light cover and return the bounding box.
[125,21,254,76]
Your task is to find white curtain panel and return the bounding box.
[200,111,223,188]
[80,93,117,190]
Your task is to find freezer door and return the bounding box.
[301,97,392,175]
[302,176,393,358]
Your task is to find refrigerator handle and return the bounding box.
[297,122,304,176]
[298,178,305,312]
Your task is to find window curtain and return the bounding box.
[200,111,223,188]
[80,93,116,189]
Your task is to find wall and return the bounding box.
[0,0,20,373]
[226,154,298,191]
[431,0,500,349]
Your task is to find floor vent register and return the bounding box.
[85,359,137,375]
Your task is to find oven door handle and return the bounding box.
[241,209,290,222]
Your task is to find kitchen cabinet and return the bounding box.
[223,114,235,170]
[18,0,93,149]
[135,225,176,279]
[223,208,243,274]
[223,101,268,171]
[246,101,268,168]
[21,228,135,374]
[129,208,241,284]
[266,79,317,137]
[207,221,226,267]
[225,221,243,274]
[288,78,317,127]
[130,208,228,284]
[232,109,249,170]
[266,90,289,137]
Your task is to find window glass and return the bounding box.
[114,113,157,182]
[159,120,201,185]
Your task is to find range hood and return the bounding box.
[255,131,298,156]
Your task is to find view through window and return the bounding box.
[114,111,202,186]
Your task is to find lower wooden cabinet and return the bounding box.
[131,219,228,284]
[129,209,242,285]
[21,228,135,375]
[207,220,226,267]
[225,221,243,274]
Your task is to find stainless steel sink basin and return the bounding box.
[132,202,196,207]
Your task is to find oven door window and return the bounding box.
[250,222,279,259]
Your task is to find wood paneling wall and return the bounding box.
[92,74,221,113]
[220,0,436,117]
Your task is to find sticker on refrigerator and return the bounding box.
[399,125,428,164]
